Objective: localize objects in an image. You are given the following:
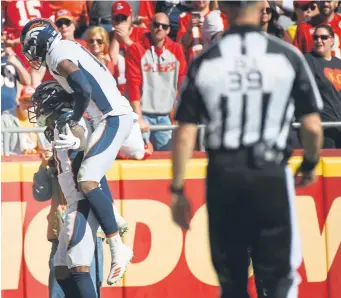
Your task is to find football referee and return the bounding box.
[170,1,323,298]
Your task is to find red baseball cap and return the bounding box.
[55,9,74,22]
[19,86,35,101]
[112,1,132,17]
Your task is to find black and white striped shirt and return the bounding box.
[175,25,323,152]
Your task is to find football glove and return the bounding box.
[54,124,80,151]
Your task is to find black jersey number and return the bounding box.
[227,69,263,91]
[217,70,268,147]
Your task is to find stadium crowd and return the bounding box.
[1,0,341,156]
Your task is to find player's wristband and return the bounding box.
[170,184,184,195]
[301,156,319,172]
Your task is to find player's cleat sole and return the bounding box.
[107,245,134,285]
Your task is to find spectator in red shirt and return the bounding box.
[137,0,156,28]
[30,10,86,88]
[287,1,320,42]
[125,13,187,151]
[294,0,341,58]
[177,0,211,61]
[109,1,149,95]
[2,0,53,68]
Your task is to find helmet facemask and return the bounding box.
[29,81,74,127]
[28,98,63,127]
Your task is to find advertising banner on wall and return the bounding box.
[1,156,341,298]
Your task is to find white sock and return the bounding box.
[107,233,123,260]
[112,205,127,228]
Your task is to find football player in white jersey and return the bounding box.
[20,19,133,285]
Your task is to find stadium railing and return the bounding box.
[2,122,341,156]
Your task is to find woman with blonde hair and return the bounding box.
[85,26,115,76]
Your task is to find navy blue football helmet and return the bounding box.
[29,81,74,127]
[20,18,61,69]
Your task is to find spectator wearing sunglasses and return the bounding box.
[294,0,341,58]
[55,10,85,45]
[30,10,86,89]
[155,0,191,41]
[85,26,115,77]
[305,24,341,148]
[261,1,291,41]
[48,1,89,38]
[125,13,187,151]
[287,1,319,42]
[109,1,149,95]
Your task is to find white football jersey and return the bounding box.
[46,39,132,124]
[53,118,90,206]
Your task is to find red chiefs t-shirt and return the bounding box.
[294,14,341,58]
[3,0,53,68]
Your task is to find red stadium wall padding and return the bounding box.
[2,162,25,298]
[322,158,341,298]
[21,162,51,298]
[2,152,341,298]
[290,158,329,298]
[119,159,221,298]
[102,163,124,298]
